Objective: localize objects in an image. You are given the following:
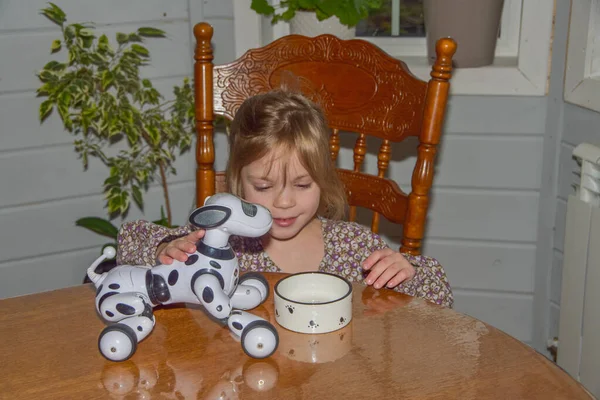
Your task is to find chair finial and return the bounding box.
[194,22,214,41]
[436,37,457,59]
[431,37,457,80]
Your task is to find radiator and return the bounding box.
[557,143,600,397]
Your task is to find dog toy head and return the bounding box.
[189,193,272,248]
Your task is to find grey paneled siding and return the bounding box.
[0,1,197,298]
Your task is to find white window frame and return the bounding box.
[564,0,600,112]
[233,0,554,96]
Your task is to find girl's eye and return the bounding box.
[296,183,312,189]
[254,186,271,192]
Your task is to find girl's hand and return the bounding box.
[156,230,205,265]
[362,248,415,289]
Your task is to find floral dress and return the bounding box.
[117,218,453,308]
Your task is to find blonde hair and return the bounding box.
[226,89,347,220]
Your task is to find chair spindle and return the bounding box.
[349,133,368,222]
[370,140,392,233]
[330,128,340,162]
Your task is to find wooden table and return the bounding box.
[0,272,591,399]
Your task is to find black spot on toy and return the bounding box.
[168,270,179,286]
[202,287,214,303]
[232,322,243,330]
[185,254,199,266]
[108,283,120,290]
[105,310,114,318]
[116,303,136,316]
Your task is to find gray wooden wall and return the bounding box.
[0,0,560,351]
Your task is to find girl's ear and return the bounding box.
[188,205,231,229]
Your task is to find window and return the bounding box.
[232,0,553,96]
[564,0,600,112]
[354,0,522,59]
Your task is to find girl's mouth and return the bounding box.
[273,217,297,227]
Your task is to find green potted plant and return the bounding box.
[36,3,196,275]
[251,0,382,39]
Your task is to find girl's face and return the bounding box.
[241,149,321,241]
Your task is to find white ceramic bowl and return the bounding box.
[274,272,353,334]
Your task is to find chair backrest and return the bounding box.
[192,22,456,255]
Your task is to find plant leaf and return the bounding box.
[40,3,66,26]
[79,28,95,38]
[39,99,54,122]
[43,60,66,72]
[75,217,119,239]
[132,185,143,209]
[50,39,62,53]
[104,175,120,187]
[116,32,128,45]
[251,0,275,15]
[137,27,166,37]
[131,44,149,57]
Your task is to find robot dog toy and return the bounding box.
[87,193,279,362]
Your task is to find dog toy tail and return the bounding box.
[87,246,116,286]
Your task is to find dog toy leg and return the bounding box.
[227,310,278,358]
[98,315,155,361]
[231,272,270,310]
[192,272,231,320]
[97,293,155,361]
[230,284,263,310]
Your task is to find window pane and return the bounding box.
[355,0,425,38]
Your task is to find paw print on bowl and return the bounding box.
[308,320,320,329]
[285,305,295,314]
[339,317,347,326]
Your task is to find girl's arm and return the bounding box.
[398,253,454,308]
[116,220,194,266]
[360,228,454,308]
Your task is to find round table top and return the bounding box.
[0,272,591,399]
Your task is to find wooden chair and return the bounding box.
[192,23,456,255]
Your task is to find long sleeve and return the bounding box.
[397,254,454,308]
[357,224,454,308]
[116,220,194,266]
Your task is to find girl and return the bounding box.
[117,89,453,308]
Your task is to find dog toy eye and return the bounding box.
[241,200,257,217]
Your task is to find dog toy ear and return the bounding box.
[189,205,232,229]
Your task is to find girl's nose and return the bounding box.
[273,187,295,209]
